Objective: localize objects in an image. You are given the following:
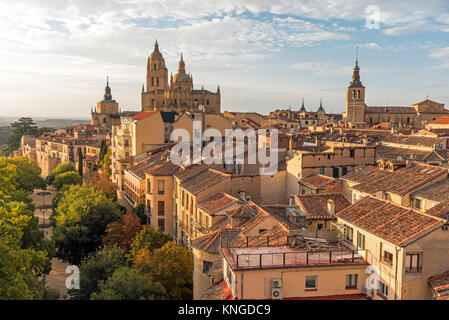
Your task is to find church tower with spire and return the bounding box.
[141,41,221,113]
[345,47,366,125]
[91,77,120,129]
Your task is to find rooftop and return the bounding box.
[295,193,351,220]
[299,173,336,189]
[336,196,445,247]
[413,179,449,202]
[196,192,239,215]
[428,270,449,300]
[352,164,447,196]
[222,244,367,271]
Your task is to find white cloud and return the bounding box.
[430,47,449,69]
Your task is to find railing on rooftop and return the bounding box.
[234,249,363,268]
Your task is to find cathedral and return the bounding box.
[344,56,449,129]
[141,41,221,113]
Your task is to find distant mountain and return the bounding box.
[0,117,90,129]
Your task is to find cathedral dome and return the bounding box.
[173,72,190,84]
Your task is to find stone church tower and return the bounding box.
[345,55,365,125]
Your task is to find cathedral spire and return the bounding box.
[318,98,325,112]
[178,52,186,73]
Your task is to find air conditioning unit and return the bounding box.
[271,278,282,288]
[271,288,283,300]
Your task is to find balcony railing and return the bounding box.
[234,249,364,269]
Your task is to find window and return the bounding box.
[350,149,355,157]
[158,218,165,232]
[310,189,316,195]
[147,179,151,193]
[342,167,348,176]
[158,180,165,195]
[146,200,151,212]
[405,253,422,273]
[151,77,154,86]
[383,250,393,265]
[333,167,339,178]
[344,225,353,243]
[301,185,307,194]
[378,281,388,297]
[158,201,164,216]
[346,274,358,289]
[357,231,365,250]
[319,168,325,174]
[414,199,422,210]
[203,261,213,273]
[317,223,323,230]
[305,276,317,290]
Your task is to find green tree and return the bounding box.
[99,139,107,165]
[134,242,193,300]
[46,163,76,185]
[9,157,42,193]
[127,225,171,261]
[1,118,39,156]
[91,267,165,300]
[52,185,122,264]
[133,202,147,225]
[52,171,82,190]
[102,150,112,178]
[70,246,127,300]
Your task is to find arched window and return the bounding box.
[352,90,356,99]
[357,90,360,99]
[157,77,159,87]
[407,117,410,124]
[206,100,210,105]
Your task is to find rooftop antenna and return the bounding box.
[426,88,430,100]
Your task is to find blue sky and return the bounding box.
[0,0,449,118]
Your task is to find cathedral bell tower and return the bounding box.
[345,48,365,125]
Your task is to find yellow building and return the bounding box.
[141,41,220,114]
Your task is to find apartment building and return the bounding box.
[336,196,449,300]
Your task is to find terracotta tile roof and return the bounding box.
[365,106,414,114]
[196,192,239,215]
[336,196,445,246]
[341,166,390,183]
[191,228,240,254]
[353,164,447,196]
[299,173,336,189]
[133,111,157,121]
[126,153,165,179]
[295,193,351,220]
[232,225,289,248]
[180,168,228,195]
[380,135,445,148]
[238,205,301,233]
[426,201,449,220]
[145,161,179,176]
[375,145,430,162]
[200,280,234,300]
[429,116,449,125]
[413,179,449,202]
[428,270,449,300]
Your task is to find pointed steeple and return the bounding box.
[300,98,306,112]
[349,45,363,88]
[318,98,325,112]
[103,76,112,100]
[178,52,186,73]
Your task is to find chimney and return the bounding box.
[327,199,335,215]
[239,190,246,201]
[289,195,295,206]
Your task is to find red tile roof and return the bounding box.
[428,270,449,300]
[336,196,445,246]
[429,116,449,125]
[299,173,336,189]
[133,111,157,121]
[295,193,351,220]
[196,192,239,215]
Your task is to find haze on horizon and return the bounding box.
[1,0,449,119]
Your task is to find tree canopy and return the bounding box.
[127,225,171,262]
[102,212,143,251]
[52,185,122,264]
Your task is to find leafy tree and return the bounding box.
[77,148,83,178]
[9,157,42,193]
[70,246,127,300]
[127,225,171,261]
[52,171,82,190]
[133,242,193,300]
[133,202,147,225]
[102,213,143,251]
[46,163,76,185]
[37,126,53,136]
[1,118,38,156]
[90,172,115,196]
[52,185,122,264]
[91,267,165,300]
[0,200,49,299]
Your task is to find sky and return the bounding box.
[0,0,449,118]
